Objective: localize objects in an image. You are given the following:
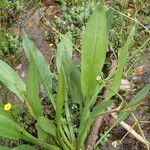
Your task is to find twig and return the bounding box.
[108,107,149,146]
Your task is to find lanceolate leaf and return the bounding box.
[77,5,108,149]
[81,4,108,101]
[0,115,25,140]
[56,32,82,104]
[56,67,66,124]
[26,55,43,119]
[22,32,55,109]
[0,60,26,101]
[104,26,136,101]
[0,107,59,150]
[36,124,49,141]
[91,26,136,117]
[56,32,72,72]
[62,52,83,105]
[38,116,57,138]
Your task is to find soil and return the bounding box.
[16,2,61,79]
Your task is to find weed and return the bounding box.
[0,2,149,150]
[0,32,22,65]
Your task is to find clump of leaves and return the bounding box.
[0,4,149,150]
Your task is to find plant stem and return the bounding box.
[59,126,75,150]
[77,84,105,149]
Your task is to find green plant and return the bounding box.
[58,0,98,5]
[0,1,24,64]
[0,0,8,9]
[51,2,95,50]
[0,33,22,64]
[0,4,149,150]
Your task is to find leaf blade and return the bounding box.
[22,32,55,109]
[38,116,57,138]
[91,26,136,117]
[56,68,66,124]
[26,55,43,119]
[81,4,108,101]
[0,60,26,101]
[0,115,25,140]
[56,32,72,72]
[62,52,83,105]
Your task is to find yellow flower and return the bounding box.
[4,103,12,111]
[49,43,54,47]
[127,12,132,17]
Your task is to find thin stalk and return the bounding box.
[132,113,150,150]
[108,41,118,60]
[59,126,75,150]
[77,118,94,150]
[125,37,150,75]
[65,101,76,144]
[118,122,137,144]
[139,121,150,123]
[57,128,69,150]
[77,84,111,149]
[41,13,81,53]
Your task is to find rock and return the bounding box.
[120,79,131,91]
